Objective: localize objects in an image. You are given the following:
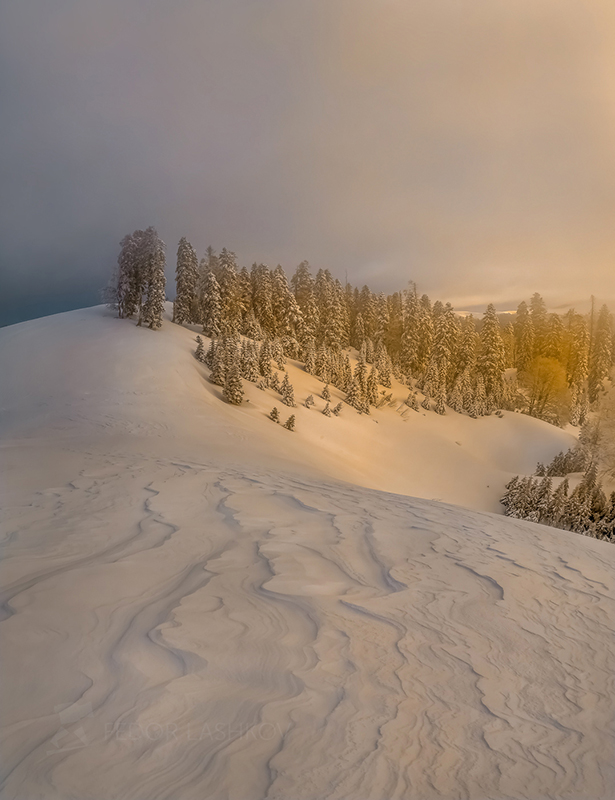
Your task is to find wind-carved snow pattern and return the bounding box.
[1,453,614,799]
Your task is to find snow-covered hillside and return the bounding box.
[1,306,614,800]
[0,304,576,512]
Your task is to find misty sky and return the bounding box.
[2,0,615,326]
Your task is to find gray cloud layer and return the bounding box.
[1,0,615,325]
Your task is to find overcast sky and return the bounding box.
[2,0,615,326]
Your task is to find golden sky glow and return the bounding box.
[1,0,615,322]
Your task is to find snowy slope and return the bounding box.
[1,306,614,800]
[0,304,576,512]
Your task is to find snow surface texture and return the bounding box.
[1,306,614,800]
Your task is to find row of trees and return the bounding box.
[174,242,613,425]
[502,390,615,542]
[501,466,614,542]
[107,232,614,426]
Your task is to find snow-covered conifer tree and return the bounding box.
[280,373,295,407]
[240,340,260,382]
[223,362,244,405]
[303,340,316,375]
[201,271,222,337]
[252,264,276,337]
[140,227,166,329]
[345,377,363,411]
[366,367,378,406]
[174,237,199,325]
[365,338,375,365]
[477,303,504,404]
[354,354,368,397]
[448,381,464,413]
[340,355,352,392]
[322,402,331,417]
[204,339,216,368]
[283,414,296,431]
[195,335,206,363]
[210,339,228,386]
[243,309,263,341]
[322,384,331,402]
[400,288,420,377]
[290,261,319,342]
[272,339,286,371]
[352,312,366,350]
[474,375,488,416]
[258,339,273,378]
[217,248,241,335]
[546,478,569,527]
[270,407,280,423]
[434,382,446,415]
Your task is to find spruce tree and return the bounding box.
[475,375,488,416]
[251,263,276,336]
[501,476,520,517]
[139,227,167,329]
[345,377,363,411]
[272,339,286,370]
[477,303,505,404]
[204,339,216,368]
[354,354,368,397]
[240,340,260,382]
[270,407,280,422]
[322,384,331,402]
[280,373,296,407]
[243,309,263,341]
[210,339,228,386]
[546,478,569,527]
[434,382,446,415]
[448,381,464,413]
[352,312,366,350]
[283,414,296,431]
[201,271,222,337]
[258,339,273,378]
[195,335,206,363]
[303,340,317,375]
[216,248,241,334]
[270,371,281,392]
[366,367,379,406]
[535,477,553,523]
[332,402,343,416]
[322,402,332,417]
[175,237,199,325]
[401,288,420,377]
[290,261,319,342]
[223,362,244,405]
[116,231,145,319]
[375,341,392,388]
[305,394,315,408]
